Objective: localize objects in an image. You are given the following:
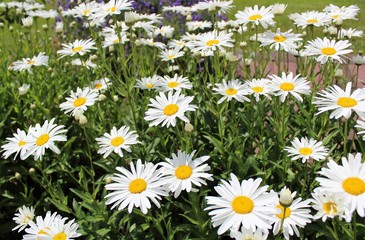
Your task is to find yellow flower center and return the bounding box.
[110,136,124,147]
[332,15,339,19]
[299,147,313,156]
[129,178,147,194]
[107,6,116,13]
[18,140,26,146]
[27,59,36,65]
[273,35,287,42]
[276,204,292,219]
[342,177,365,196]
[146,83,154,89]
[225,88,237,96]
[72,46,83,52]
[280,82,294,91]
[167,82,179,88]
[53,232,67,240]
[83,9,90,15]
[73,97,86,107]
[38,227,50,235]
[337,97,357,108]
[321,47,337,56]
[306,19,318,24]
[168,55,175,59]
[249,14,262,21]
[113,38,120,43]
[323,202,338,215]
[36,134,49,146]
[206,39,220,46]
[252,86,263,93]
[95,83,103,89]
[175,165,193,180]
[163,104,179,116]
[231,196,254,214]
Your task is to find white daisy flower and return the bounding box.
[292,11,331,29]
[338,28,363,39]
[313,82,365,119]
[154,25,174,38]
[167,39,187,49]
[39,218,81,240]
[102,33,129,48]
[311,189,349,222]
[258,28,302,52]
[94,0,132,18]
[59,87,99,116]
[138,38,166,49]
[1,128,31,160]
[96,126,139,158]
[284,137,329,163]
[272,192,312,240]
[230,227,268,240]
[70,1,100,18]
[243,78,272,102]
[57,39,96,58]
[71,58,97,69]
[186,21,212,31]
[144,90,197,128]
[316,153,365,219]
[105,159,168,214]
[193,0,234,14]
[158,47,185,63]
[12,206,35,232]
[303,37,352,64]
[22,118,67,160]
[235,5,275,29]
[323,4,359,22]
[157,74,192,92]
[270,3,287,15]
[268,72,311,102]
[213,79,250,104]
[355,120,365,141]
[159,150,213,198]
[23,211,63,240]
[135,75,161,91]
[190,30,234,54]
[132,21,157,35]
[91,77,111,92]
[205,173,279,235]
[10,52,49,73]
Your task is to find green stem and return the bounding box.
[353,212,357,240]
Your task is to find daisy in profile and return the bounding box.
[243,78,272,102]
[105,159,168,214]
[158,47,185,63]
[268,72,311,102]
[71,58,97,69]
[213,79,250,104]
[154,25,174,38]
[21,118,67,160]
[316,153,365,219]
[190,30,234,54]
[230,227,268,240]
[135,75,161,91]
[303,37,352,64]
[96,125,139,158]
[235,5,275,29]
[102,33,129,48]
[292,11,331,29]
[258,28,302,52]
[59,87,99,116]
[284,137,328,163]
[186,21,212,31]
[91,77,111,92]
[355,120,365,141]
[12,206,35,232]
[157,74,192,92]
[159,150,213,198]
[57,39,96,58]
[270,3,287,15]
[1,128,30,160]
[272,191,312,240]
[313,82,365,119]
[23,211,63,239]
[144,90,197,128]
[94,0,132,18]
[39,217,81,240]
[338,28,363,39]
[323,4,359,22]
[311,189,349,222]
[193,0,234,14]
[139,38,166,49]
[205,174,278,235]
[10,52,49,73]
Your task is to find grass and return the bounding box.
[229,0,365,52]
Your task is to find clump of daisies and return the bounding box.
[12,206,81,239]
[1,118,67,160]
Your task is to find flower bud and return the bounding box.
[79,115,88,125]
[29,168,36,174]
[279,187,293,207]
[184,123,194,133]
[15,172,22,180]
[18,84,30,96]
[113,95,119,102]
[98,94,107,101]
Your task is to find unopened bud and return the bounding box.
[29,168,36,174]
[279,187,293,207]
[113,95,119,102]
[15,172,22,180]
[79,115,88,125]
[184,123,194,133]
[98,94,107,101]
